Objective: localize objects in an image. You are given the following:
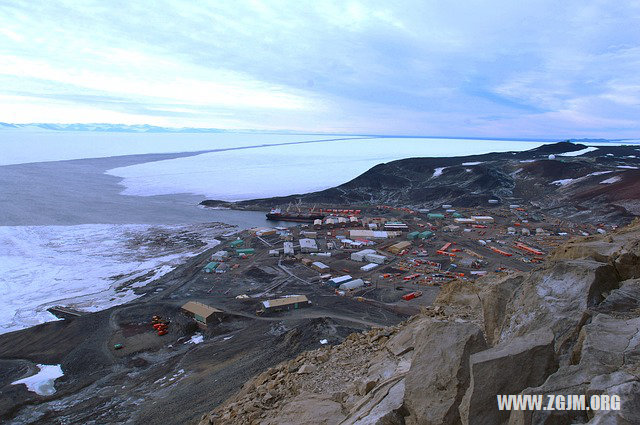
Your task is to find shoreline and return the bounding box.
[0,151,272,227]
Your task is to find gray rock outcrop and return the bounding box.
[404,320,487,425]
[460,327,556,425]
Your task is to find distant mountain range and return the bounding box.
[0,122,231,133]
[0,122,627,143]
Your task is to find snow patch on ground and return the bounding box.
[587,171,613,176]
[432,167,447,177]
[600,176,622,184]
[186,333,204,344]
[0,224,224,334]
[461,161,483,166]
[551,178,574,186]
[617,165,638,169]
[12,364,64,396]
[559,147,598,156]
[519,159,536,163]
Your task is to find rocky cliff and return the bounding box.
[197,220,640,425]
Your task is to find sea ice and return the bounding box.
[107,138,546,200]
[0,224,222,334]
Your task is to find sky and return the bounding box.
[0,1,639,138]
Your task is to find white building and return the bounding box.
[351,249,376,262]
[283,241,295,256]
[471,216,495,223]
[299,238,318,253]
[328,275,352,287]
[364,253,387,264]
[339,279,364,291]
[211,250,229,261]
[312,261,330,272]
[349,230,400,239]
[454,218,476,224]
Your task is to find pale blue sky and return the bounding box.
[1,1,639,138]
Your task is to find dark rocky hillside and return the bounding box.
[202,142,640,226]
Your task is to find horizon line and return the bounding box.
[2,122,637,142]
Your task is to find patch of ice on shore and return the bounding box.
[12,364,64,396]
[600,176,622,184]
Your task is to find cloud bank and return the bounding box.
[1,1,639,138]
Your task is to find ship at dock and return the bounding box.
[265,207,325,223]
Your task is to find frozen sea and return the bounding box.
[0,130,558,333]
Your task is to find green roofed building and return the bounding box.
[203,262,219,273]
[407,231,420,240]
[230,239,244,247]
[427,213,445,219]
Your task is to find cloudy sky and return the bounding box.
[1,1,639,138]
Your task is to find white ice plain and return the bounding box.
[108,137,546,201]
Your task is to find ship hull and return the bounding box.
[266,213,325,222]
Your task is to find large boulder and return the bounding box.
[613,251,640,280]
[595,278,640,315]
[579,314,640,369]
[344,378,407,425]
[507,314,640,425]
[480,274,524,345]
[385,316,434,357]
[266,391,346,425]
[403,319,487,425]
[586,379,640,424]
[460,327,557,425]
[495,260,619,362]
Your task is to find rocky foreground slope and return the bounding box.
[198,220,640,424]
